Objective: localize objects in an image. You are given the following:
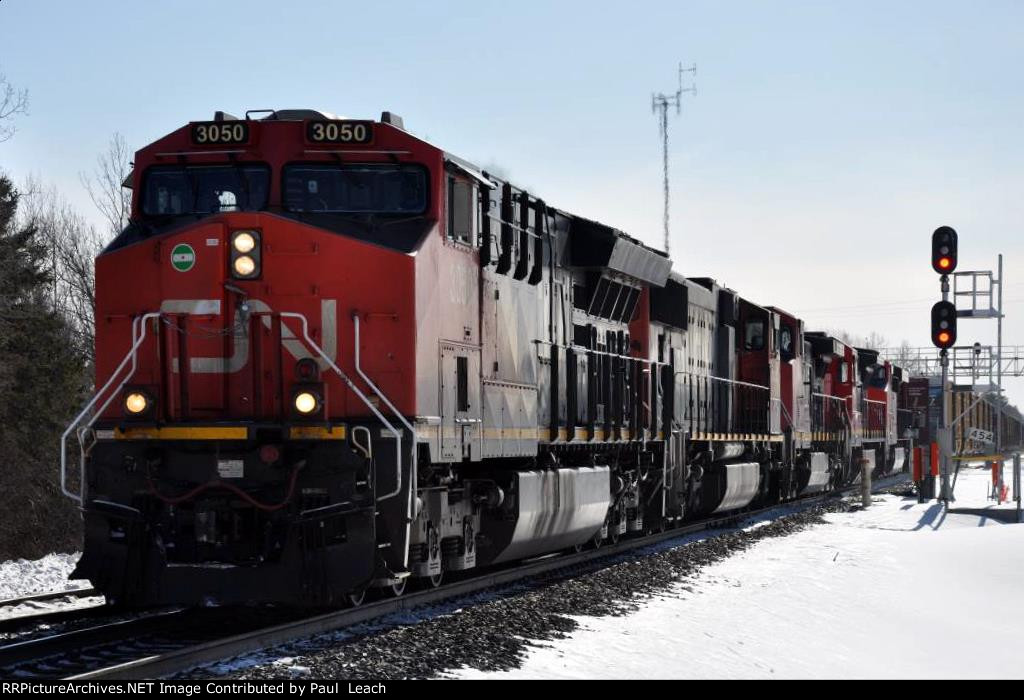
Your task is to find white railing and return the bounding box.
[278,312,405,504]
[61,312,161,504]
[351,312,416,569]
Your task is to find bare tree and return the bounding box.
[81,132,132,237]
[862,331,889,351]
[893,339,915,365]
[0,71,29,143]
[831,329,889,351]
[18,176,105,360]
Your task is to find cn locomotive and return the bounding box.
[64,109,911,607]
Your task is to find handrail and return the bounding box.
[773,397,794,427]
[278,312,405,505]
[674,371,769,393]
[352,312,416,569]
[61,312,160,504]
[673,370,770,435]
[810,391,852,435]
[861,397,886,431]
[351,314,415,434]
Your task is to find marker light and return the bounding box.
[232,231,256,253]
[233,255,256,277]
[294,391,319,414]
[125,392,149,414]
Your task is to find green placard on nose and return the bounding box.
[171,243,196,272]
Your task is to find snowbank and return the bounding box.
[0,552,84,601]
[457,467,1023,680]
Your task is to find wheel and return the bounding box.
[387,578,407,598]
[346,589,366,608]
[415,571,443,590]
[645,518,666,535]
[608,525,620,545]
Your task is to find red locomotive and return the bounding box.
[64,109,911,606]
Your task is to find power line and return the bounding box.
[793,296,1024,315]
[651,62,695,257]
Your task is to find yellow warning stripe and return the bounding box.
[690,432,784,443]
[112,425,349,441]
[415,425,669,444]
[114,426,248,440]
[288,425,347,440]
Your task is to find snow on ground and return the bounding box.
[457,466,1024,680]
[0,552,85,601]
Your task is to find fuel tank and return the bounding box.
[482,467,611,564]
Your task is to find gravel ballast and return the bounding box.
[187,499,858,680]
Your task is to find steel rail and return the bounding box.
[70,473,910,681]
[0,609,186,670]
[0,587,97,610]
[0,588,103,634]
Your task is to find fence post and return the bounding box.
[1015,453,1021,524]
[861,457,872,507]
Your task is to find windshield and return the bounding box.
[142,165,269,216]
[866,365,888,389]
[283,164,427,214]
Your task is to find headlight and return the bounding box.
[125,392,149,414]
[233,231,256,253]
[294,391,319,415]
[229,230,261,279]
[233,255,256,277]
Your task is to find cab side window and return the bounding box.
[447,176,475,246]
[779,325,794,362]
[744,319,765,351]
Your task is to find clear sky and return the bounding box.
[1,0,1021,402]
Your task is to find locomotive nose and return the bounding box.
[159,221,232,310]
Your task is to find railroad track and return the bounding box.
[2,472,913,679]
[70,472,905,679]
[0,588,105,635]
[0,605,317,679]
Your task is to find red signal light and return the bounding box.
[931,301,957,349]
[931,227,958,274]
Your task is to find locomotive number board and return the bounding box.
[190,121,250,146]
[306,120,374,145]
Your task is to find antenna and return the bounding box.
[651,62,696,257]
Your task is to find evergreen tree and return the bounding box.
[0,174,84,558]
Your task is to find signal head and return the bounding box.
[930,300,957,349]
[931,226,958,274]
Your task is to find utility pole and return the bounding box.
[996,254,1003,461]
[651,63,696,257]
